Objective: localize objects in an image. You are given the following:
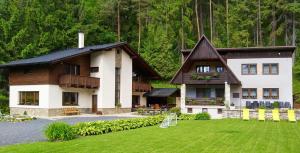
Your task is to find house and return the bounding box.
[171,35,295,118]
[0,32,160,116]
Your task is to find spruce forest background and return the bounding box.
[0,0,300,103]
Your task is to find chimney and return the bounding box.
[78,32,84,48]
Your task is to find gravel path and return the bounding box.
[0,116,134,146]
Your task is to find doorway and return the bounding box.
[92,95,97,113]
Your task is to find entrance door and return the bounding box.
[92,95,97,113]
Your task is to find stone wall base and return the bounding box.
[98,108,131,115]
[223,109,300,120]
[10,107,92,117]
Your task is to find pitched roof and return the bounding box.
[0,42,161,79]
[181,46,296,53]
[171,35,241,85]
[143,88,180,97]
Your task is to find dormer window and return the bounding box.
[196,65,210,73]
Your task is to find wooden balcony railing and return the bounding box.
[186,98,225,106]
[59,74,100,89]
[132,81,152,92]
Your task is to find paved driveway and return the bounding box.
[0,116,134,146]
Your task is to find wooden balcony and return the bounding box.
[186,98,224,106]
[132,81,152,92]
[59,74,100,89]
[183,72,226,84]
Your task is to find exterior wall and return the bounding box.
[91,50,116,109]
[120,50,132,108]
[227,58,293,106]
[182,106,225,119]
[9,55,91,85]
[132,92,147,107]
[10,85,93,116]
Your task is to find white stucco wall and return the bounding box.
[10,85,93,109]
[91,50,116,108]
[120,50,132,108]
[227,58,293,106]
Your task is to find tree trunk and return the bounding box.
[285,15,288,46]
[138,0,141,53]
[181,5,184,49]
[292,8,296,46]
[199,2,204,35]
[195,0,200,40]
[209,0,213,42]
[226,0,229,47]
[271,4,276,46]
[117,1,121,42]
[258,0,262,46]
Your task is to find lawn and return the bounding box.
[1,119,300,153]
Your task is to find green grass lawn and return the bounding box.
[1,119,300,153]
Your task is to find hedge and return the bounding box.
[74,115,165,136]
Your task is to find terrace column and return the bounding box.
[224,81,231,109]
[181,84,186,112]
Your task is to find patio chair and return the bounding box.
[288,110,296,122]
[279,102,284,109]
[258,109,265,121]
[250,102,254,109]
[272,109,280,122]
[253,101,259,109]
[259,101,265,108]
[246,101,251,109]
[242,109,250,121]
[265,101,271,109]
[284,102,291,109]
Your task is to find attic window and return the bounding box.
[196,65,210,73]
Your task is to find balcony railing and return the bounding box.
[186,98,224,106]
[132,81,152,92]
[59,74,100,89]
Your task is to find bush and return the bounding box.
[273,102,279,108]
[195,112,211,120]
[44,122,76,141]
[0,94,9,114]
[178,114,195,120]
[169,107,181,116]
[74,115,165,136]
[137,108,145,115]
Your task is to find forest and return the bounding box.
[0,0,300,103]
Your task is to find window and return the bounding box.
[263,63,278,75]
[263,88,279,99]
[242,64,257,75]
[216,66,224,73]
[202,108,208,113]
[65,64,80,75]
[242,88,257,99]
[218,109,223,114]
[187,108,193,113]
[90,67,99,73]
[232,93,240,98]
[62,92,78,106]
[115,68,121,105]
[19,91,39,105]
[196,88,211,98]
[196,65,210,73]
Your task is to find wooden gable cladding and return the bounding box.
[171,35,241,85]
[9,54,91,85]
[189,39,219,60]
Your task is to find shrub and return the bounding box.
[137,108,145,115]
[178,114,195,120]
[74,115,165,136]
[44,122,76,141]
[195,112,211,120]
[169,107,181,116]
[273,102,279,108]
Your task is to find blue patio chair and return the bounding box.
[250,102,254,109]
[246,101,251,109]
[259,101,265,108]
[265,101,271,109]
[253,101,259,109]
[284,102,291,109]
[279,101,284,108]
